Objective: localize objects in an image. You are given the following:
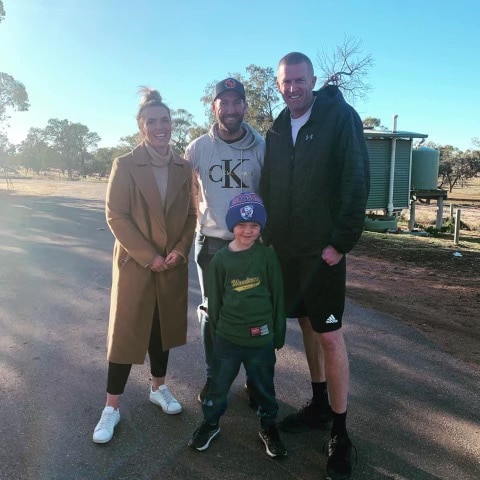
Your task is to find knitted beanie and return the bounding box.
[225,193,267,232]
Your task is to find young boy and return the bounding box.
[188,193,287,458]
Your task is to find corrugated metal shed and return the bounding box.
[364,131,428,141]
[363,130,428,211]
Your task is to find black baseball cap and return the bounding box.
[214,78,246,101]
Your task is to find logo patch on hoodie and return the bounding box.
[250,325,270,336]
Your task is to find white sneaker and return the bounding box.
[92,406,120,444]
[149,385,182,414]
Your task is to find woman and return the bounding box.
[93,87,197,444]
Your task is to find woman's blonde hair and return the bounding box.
[136,86,171,129]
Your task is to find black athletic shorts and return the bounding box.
[278,254,346,333]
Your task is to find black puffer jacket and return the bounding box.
[260,86,370,256]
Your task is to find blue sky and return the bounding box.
[2,0,479,150]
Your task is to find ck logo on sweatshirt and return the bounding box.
[208,159,252,188]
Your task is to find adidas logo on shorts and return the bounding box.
[325,315,338,324]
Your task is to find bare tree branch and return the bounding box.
[317,36,374,104]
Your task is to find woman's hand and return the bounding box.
[149,255,168,272]
[164,250,182,269]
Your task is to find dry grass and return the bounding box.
[447,176,480,201]
[0,177,107,199]
[400,176,480,232]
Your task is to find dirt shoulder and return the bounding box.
[347,231,480,369]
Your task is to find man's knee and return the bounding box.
[318,328,345,353]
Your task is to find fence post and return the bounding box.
[454,209,461,245]
[409,200,416,231]
[449,203,454,220]
[436,196,444,230]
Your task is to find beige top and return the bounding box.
[145,142,171,210]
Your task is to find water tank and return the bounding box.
[411,147,440,190]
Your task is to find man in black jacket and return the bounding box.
[260,52,369,480]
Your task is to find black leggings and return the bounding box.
[107,304,170,395]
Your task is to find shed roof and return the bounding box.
[363,130,428,140]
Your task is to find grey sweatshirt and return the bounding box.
[185,122,265,240]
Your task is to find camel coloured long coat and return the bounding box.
[105,143,197,364]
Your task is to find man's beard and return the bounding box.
[218,114,243,134]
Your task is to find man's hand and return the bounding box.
[321,245,343,266]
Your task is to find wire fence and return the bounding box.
[405,203,480,231]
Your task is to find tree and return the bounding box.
[243,65,280,135]
[188,124,209,142]
[0,130,15,166]
[72,123,101,176]
[362,117,381,129]
[317,36,374,104]
[43,119,100,179]
[17,127,60,172]
[43,119,76,177]
[433,143,480,192]
[118,133,140,150]
[171,108,198,155]
[0,73,29,125]
[362,116,388,131]
[88,147,124,177]
[245,66,279,128]
[0,3,30,127]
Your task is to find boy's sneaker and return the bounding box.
[259,426,287,458]
[92,406,120,444]
[188,421,220,451]
[149,385,182,414]
[278,400,332,432]
[244,379,258,410]
[326,433,355,480]
[197,378,211,404]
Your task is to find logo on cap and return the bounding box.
[224,78,236,89]
[240,205,254,220]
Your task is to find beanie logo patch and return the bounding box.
[240,205,254,221]
[225,192,266,232]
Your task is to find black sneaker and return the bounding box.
[244,379,258,410]
[278,400,333,432]
[259,426,287,458]
[325,433,355,480]
[188,421,220,451]
[197,378,211,404]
